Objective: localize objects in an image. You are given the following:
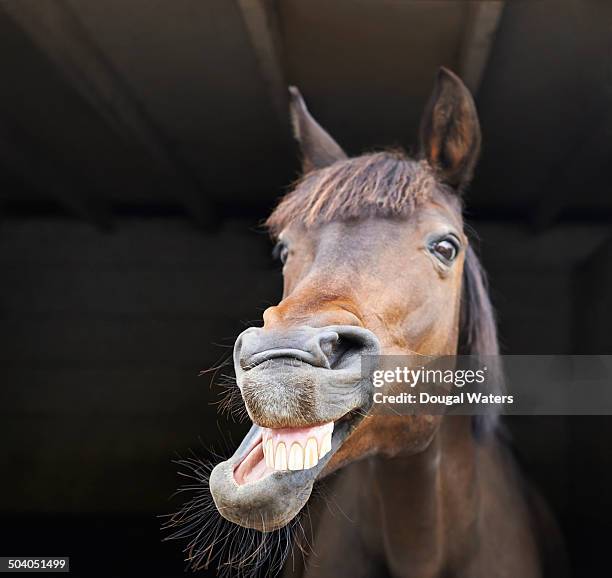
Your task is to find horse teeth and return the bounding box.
[274,442,288,470]
[319,432,332,458]
[265,439,274,468]
[304,438,319,468]
[288,443,304,470]
[262,422,334,471]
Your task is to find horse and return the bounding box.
[168,68,560,577]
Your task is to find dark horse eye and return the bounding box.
[430,237,459,264]
[273,242,289,265]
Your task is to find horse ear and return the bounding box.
[288,86,347,172]
[419,67,481,190]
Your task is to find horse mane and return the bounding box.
[459,245,499,358]
[460,245,502,437]
[266,151,451,236]
[266,150,501,437]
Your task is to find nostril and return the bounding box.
[327,337,354,369]
[325,328,374,370]
[318,331,339,361]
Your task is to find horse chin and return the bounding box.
[209,411,364,532]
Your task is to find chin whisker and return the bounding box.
[161,451,308,578]
[198,355,250,423]
[214,374,250,422]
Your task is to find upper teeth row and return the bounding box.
[264,433,332,471]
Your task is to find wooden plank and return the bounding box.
[0,268,276,317]
[0,317,239,366]
[531,116,611,230]
[0,218,271,265]
[569,236,612,514]
[572,234,612,354]
[0,116,112,229]
[1,368,226,416]
[0,415,241,512]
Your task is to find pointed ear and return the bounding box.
[289,86,347,172]
[419,67,481,190]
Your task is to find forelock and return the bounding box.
[266,151,449,236]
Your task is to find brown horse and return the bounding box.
[172,68,559,577]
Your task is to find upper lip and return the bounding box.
[244,348,331,370]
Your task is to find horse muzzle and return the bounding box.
[209,325,380,531]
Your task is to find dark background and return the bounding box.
[1,1,611,576]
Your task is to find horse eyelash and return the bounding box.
[272,242,285,261]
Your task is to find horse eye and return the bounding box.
[430,237,459,264]
[273,243,289,265]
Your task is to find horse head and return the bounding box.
[209,67,497,532]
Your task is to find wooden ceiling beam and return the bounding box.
[530,119,610,231]
[237,0,289,128]
[458,1,505,96]
[0,0,212,227]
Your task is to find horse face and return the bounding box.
[209,68,480,531]
[257,198,465,451]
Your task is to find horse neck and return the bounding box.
[365,416,479,576]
